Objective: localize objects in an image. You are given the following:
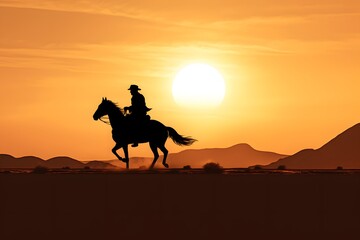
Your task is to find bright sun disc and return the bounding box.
[172,63,226,108]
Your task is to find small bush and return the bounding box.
[183,165,192,170]
[32,166,49,174]
[336,166,343,170]
[277,165,286,170]
[62,166,71,170]
[83,166,91,170]
[203,162,224,173]
[254,165,263,170]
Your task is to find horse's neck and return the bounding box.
[108,108,124,129]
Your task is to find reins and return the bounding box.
[99,107,126,126]
[99,116,111,125]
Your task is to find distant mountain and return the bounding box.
[166,144,288,168]
[0,143,287,169]
[0,154,44,168]
[266,123,360,169]
[0,155,117,169]
[107,144,287,168]
[45,156,85,168]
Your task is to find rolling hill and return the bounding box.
[46,156,85,168]
[166,143,288,168]
[1,143,287,169]
[0,154,44,168]
[0,155,117,169]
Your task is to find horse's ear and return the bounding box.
[102,97,104,101]
[105,97,107,101]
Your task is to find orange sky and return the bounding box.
[1,0,360,160]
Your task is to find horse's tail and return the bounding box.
[167,127,197,146]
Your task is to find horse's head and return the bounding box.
[93,97,111,121]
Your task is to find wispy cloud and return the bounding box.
[1,2,358,52]
[1,0,359,24]
[1,0,359,75]
[0,41,293,76]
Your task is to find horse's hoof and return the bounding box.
[163,163,169,168]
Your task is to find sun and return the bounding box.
[172,63,226,108]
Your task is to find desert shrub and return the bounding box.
[336,166,343,170]
[83,166,91,170]
[183,165,192,170]
[62,166,71,170]
[32,166,49,174]
[203,162,224,173]
[254,165,263,170]
[277,165,286,170]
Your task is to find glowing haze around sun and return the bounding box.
[172,63,226,108]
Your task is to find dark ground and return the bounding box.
[1,169,359,240]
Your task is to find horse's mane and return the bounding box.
[105,99,124,115]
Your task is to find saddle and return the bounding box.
[125,114,151,138]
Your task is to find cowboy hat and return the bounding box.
[128,85,141,91]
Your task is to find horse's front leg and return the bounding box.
[122,144,130,169]
[112,143,126,163]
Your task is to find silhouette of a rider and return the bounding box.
[124,85,151,147]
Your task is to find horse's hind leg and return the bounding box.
[159,145,169,168]
[149,142,159,169]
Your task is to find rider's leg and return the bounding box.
[131,124,139,147]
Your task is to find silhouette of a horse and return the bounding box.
[93,98,196,169]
